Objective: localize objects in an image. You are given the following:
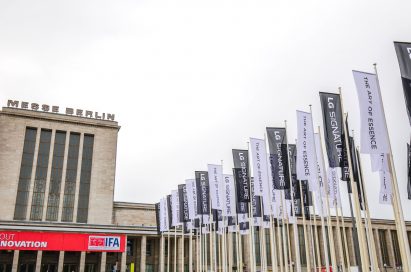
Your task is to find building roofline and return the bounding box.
[1,107,120,130]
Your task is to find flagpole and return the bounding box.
[336,191,352,271]
[167,231,170,272]
[355,145,380,271]
[338,90,371,272]
[182,227,185,272]
[317,126,338,272]
[263,132,278,272]
[374,63,411,271]
[344,130,362,271]
[174,228,177,272]
[285,120,302,272]
[334,197,346,271]
[189,228,193,272]
[307,105,326,272]
[298,179,311,272]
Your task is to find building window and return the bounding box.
[146,264,154,272]
[379,229,390,267]
[254,229,261,266]
[14,127,37,220]
[298,225,307,266]
[127,239,134,256]
[30,129,52,221]
[391,230,402,267]
[146,240,152,256]
[76,134,94,223]
[62,133,80,222]
[46,131,66,221]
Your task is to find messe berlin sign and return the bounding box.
[0,231,125,252]
[6,99,115,121]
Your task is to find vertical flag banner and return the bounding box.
[166,195,173,229]
[379,171,392,205]
[394,41,411,125]
[171,190,181,227]
[155,202,160,234]
[250,137,270,196]
[314,133,327,217]
[370,153,389,172]
[251,178,262,226]
[408,143,411,200]
[319,92,344,168]
[232,149,251,202]
[207,164,224,210]
[266,127,290,190]
[160,197,169,232]
[185,179,198,220]
[327,168,341,208]
[223,174,237,216]
[178,184,190,223]
[296,111,318,190]
[352,70,389,154]
[195,171,210,223]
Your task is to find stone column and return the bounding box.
[12,250,19,272]
[121,250,127,272]
[57,251,65,272]
[101,252,107,272]
[177,237,183,272]
[35,251,43,272]
[159,235,165,272]
[140,236,147,272]
[79,251,86,272]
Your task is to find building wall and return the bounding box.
[113,202,156,227]
[0,107,119,224]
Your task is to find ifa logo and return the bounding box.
[88,236,121,251]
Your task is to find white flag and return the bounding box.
[160,197,169,232]
[208,164,224,210]
[371,153,389,172]
[250,138,270,196]
[353,70,389,154]
[223,174,237,216]
[327,168,341,209]
[296,111,318,191]
[266,153,278,217]
[185,179,198,220]
[171,190,181,227]
[314,133,328,214]
[379,171,392,205]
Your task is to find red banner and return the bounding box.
[0,231,126,252]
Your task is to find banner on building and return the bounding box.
[0,231,126,252]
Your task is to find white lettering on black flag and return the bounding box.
[207,164,224,210]
[266,127,290,190]
[250,138,270,196]
[195,171,210,223]
[178,184,190,223]
[296,110,318,191]
[394,41,411,125]
[319,92,344,168]
[223,174,237,216]
[353,70,389,154]
[232,149,251,202]
[185,179,198,220]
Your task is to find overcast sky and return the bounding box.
[1,0,411,220]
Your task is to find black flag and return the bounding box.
[178,184,190,223]
[232,149,251,202]
[155,202,161,235]
[266,127,290,190]
[320,92,345,170]
[167,195,173,229]
[195,171,210,215]
[251,178,262,218]
[394,42,411,126]
[408,142,411,200]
